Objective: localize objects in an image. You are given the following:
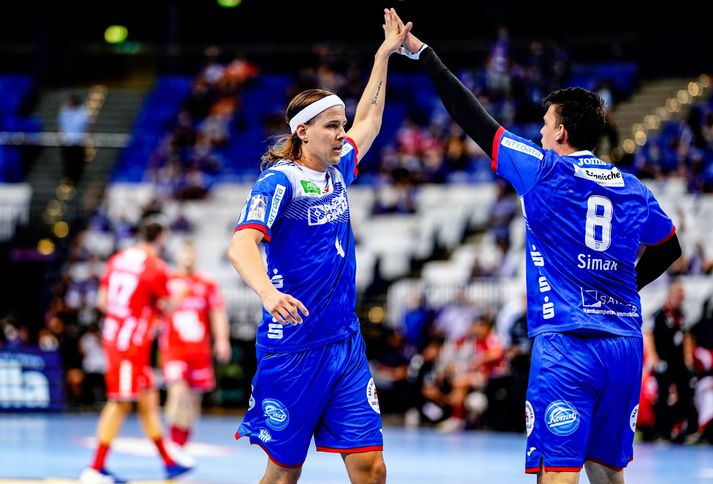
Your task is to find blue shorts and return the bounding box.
[236,330,383,468]
[525,332,642,474]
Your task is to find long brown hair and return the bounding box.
[260,88,335,171]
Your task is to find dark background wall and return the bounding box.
[1,0,710,84]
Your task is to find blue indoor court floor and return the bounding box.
[1,413,712,483]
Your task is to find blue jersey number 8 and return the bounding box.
[585,195,612,252]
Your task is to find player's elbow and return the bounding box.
[227,242,241,268]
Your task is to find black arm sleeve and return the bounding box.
[635,233,682,291]
[418,47,502,157]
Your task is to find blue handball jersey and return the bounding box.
[235,138,360,352]
[492,129,675,338]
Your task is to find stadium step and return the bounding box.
[608,75,711,159]
[25,86,148,234]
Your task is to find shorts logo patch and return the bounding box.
[630,404,639,432]
[525,400,535,437]
[258,428,272,443]
[262,398,289,430]
[366,378,380,414]
[545,400,579,436]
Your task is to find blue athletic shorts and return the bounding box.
[236,330,383,468]
[525,332,643,474]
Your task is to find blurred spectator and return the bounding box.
[644,280,698,441]
[58,94,90,185]
[401,291,434,352]
[79,322,107,406]
[404,334,445,428]
[485,25,511,99]
[596,80,619,156]
[488,180,517,246]
[425,314,505,432]
[690,293,713,443]
[371,329,411,414]
[433,289,480,342]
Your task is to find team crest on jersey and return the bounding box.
[247,195,268,222]
[262,398,289,430]
[525,400,535,437]
[366,378,380,414]
[545,400,579,436]
[629,404,639,432]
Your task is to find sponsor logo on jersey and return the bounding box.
[580,288,640,317]
[307,191,349,226]
[577,253,619,271]
[262,398,289,430]
[270,269,284,289]
[525,400,535,437]
[258,428,272,443]
[247,195,268,222]
[300,179,322,195]
[573,165,625,187]
[366,377,380,414]
[267,184,286,228]
[501,137,544,160]
[545,400,579,436]
[335,236,345,258]
[530,245,545,266]
[340,142,354,157]
[630,404,639,432]
[576,157,609,167]
[267,323,283,340]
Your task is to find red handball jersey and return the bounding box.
[160,272,225,359]
[100,247,170,352]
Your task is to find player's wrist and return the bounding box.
[399,43,428,60]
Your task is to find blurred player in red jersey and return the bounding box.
[80,218,192,484]
[161,241,231,455]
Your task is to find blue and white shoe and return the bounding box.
[79,467,128,484]
[165,462,193,480]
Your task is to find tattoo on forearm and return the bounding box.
[371,81,382,105]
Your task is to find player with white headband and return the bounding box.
[228,8,411,484]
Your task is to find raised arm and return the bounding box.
[393,10,502,157]
[346,9,412,160]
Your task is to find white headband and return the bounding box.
[288,94,345,134]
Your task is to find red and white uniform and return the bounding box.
[160,272,224,392]
[100,247,170,400]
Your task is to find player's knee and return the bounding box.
[368,458,386,484]
[356,455,385,484]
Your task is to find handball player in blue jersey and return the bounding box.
[393,11,681,484]
[227,9,411,484]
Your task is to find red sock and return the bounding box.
[452,404,465,420]
[170,425,190,446]
[153,438,175,466]
[91,442,110,470]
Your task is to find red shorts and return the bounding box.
[104,343,155,400]
[162,351,215,392]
